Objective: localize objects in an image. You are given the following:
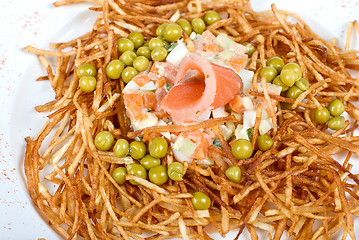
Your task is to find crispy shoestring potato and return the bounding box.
[24,0,359,239]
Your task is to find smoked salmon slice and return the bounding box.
[161,54,242,124]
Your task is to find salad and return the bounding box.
[24,0,359,239]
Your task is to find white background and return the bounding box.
[0,0,358,239]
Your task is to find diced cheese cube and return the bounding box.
[214,33,232,49]
[259,118,273,135]
[258,82,282,95]
[243,110,256,130]
[238,69,254,92]
[140,81,157,91]
[196,110,211,123]
[212,106,229,118]
[166,42,189,65]
[241,96,254,110]
[268,83,282,95]
[131,113,158,131]
[172,136,197,157]
[171,145,192,163]
[190,32,198,40]
[123,80,140,94]
[218,49,235,60]
[234,124,250,141]
[157,120,171,140]
[219,123,234,141]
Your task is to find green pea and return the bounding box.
[243,42,256,58]
[119,51,137,66]
[176,18,192,36]
[148,165,168,185]
[280,63,302,87]
[133,56,150,72]
[231,139,253,160]
[106,59,124,79]
[314,107,331,124]
[167,162,184,181]
[191,192,211,210]
[117,38,134,52]
[148,137,168,159]
[77,63,97,78]
[260,66,278,83]
[129,141,147,160]
[266,56,284,73]
[113,139,129,158]
[328,99,345,116]
[286,86,303,99]
[163,23,182,42]
[112,167,127,184]
[127,163,147,185]
[160,37,170,50]
[256,134,273,151]
[203,10,221,26]
[140,154,161,171]
[136,46,151,60]
[328,116,346,130]
[79,76,96,93]
[156,23,169,36]
[121,66,138,83]
[225,166,242,183]
[128,31,144,49]
[151,47,168,62]
[272,75,289,91]
[94,131,114,151]
[191,18,206,34]
[295,78,310,91]
[280,102,293,110]
[149,37,163,50]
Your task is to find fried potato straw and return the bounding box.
[24,0,359,239]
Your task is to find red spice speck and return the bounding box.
[0,56,6,71]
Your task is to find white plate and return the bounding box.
[1,0,359,239]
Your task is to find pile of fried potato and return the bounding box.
[24,0,359,239]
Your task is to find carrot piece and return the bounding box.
[202,30,222,53]
[201,30,216,44]
[228,95,245,114]
[148,72,166,88]
[132,73,150,87]
[150,62,160,74]
[203,43,222,53]
[226,55,248,72]
[126,104,145,121]
[180,130,211,159]
[193,136,210,159]
[124,92,144,106]
[143,92,157,110]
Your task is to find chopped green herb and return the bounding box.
[196,110,200,114]
[167,43,178,52]
[166,118,173,124]
[213,138,221,148]
[247,128,253,141]
[165,83,173,91]
[206,74,209,78]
